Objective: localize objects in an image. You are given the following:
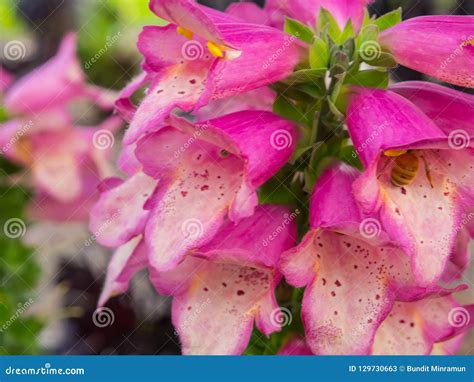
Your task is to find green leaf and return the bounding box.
[273,96,306,124]
[357,24,379,46]
[309,36,329,69]
[374,8,402,31]
[339,144,363,170]
[284,17,314,43]
[283,68,327,84]
[365,52,398,68]
[317,8,341,44]
[340,20,354,43]
[344,69,389,88]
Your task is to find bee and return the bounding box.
[381,150,433,188]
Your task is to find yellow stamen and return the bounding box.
[462,38,474,48]
[207,41,225,58]
[384,149,407,157]
[177,26,193,40]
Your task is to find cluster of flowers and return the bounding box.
[0,34,121,221]
[1,0,473,355]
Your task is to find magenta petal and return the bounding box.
[89,172,157,247]
[115,72,149,122]
[309,163,362,231]
[194,87,275,120]
[124,25,215,144]
[278,338,314,355]
[4,33,86,114]
[280,163,466,355]
[0,66,13,94]
[135,112,296,272]
[225,2,271,25]
[347,88,446,167]
[372,297,472,355]
[196,204,298,268]
[137,128,246,272]
[150,0,227,45]
[98,236,148,307]
[153,205,295,355]
[168,111,297,188]
[380,16,474,87]
[391,81,474,137]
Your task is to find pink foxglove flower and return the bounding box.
[278,337,313,355]
[265,0,373,31]
[390,81,474,136]
[90,111,296,271]
[279,164,466,355]
[117,0,303,144]
[98,205,297,355]
[380,16,474,88]
[372,297,473,355]
[277,297,473,355]
[0,33,120,221]
[4,33,116,114]
[347,87,473,286]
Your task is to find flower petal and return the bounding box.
[372,297,472,355]
[137,128,245,272]
[380,16,474,88]
[98,236,148,307]
[89,172,157,247]
[124,26,215,144]
[347,88,446,167]
[5,33,85,114]
[390,81,474,137]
